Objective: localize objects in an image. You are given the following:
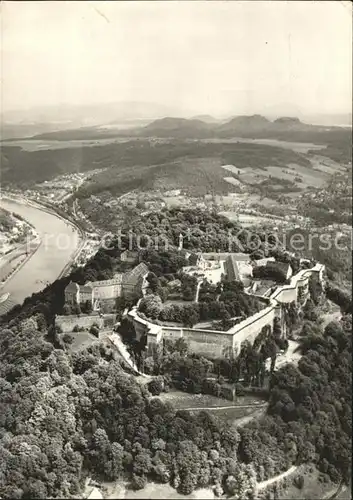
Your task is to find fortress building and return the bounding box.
[64,262,149,312]
[126,257,324,360]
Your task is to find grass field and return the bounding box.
[157,391,266,410]
[223,176,244,188]
[279,466,345,500]
[156,391,236,408]
[205,405,266,425]
[101,480,215,499]
[1,137,133,151]
[310,155,348,175]
[287,163,329,187]
[220,211,281,227]
[59,331,100,353]
[237,162,329,190]
[202,137,327,153]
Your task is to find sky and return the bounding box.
[1,0,352,118]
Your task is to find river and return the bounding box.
[0,198,81,305]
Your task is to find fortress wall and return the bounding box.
[127,308,150,340]
[161,326,183,341]
[227,305,274,335]
[134,321,148,341]
[272,286,298,303]
[129,264,325,359]
[270,266,323,304]
[146,325,164,353]
[182,328,234,358]
[232,306,276,348]
[56,314,104,333]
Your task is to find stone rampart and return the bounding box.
[56,313,104,333]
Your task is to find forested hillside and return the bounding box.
[0,297,351,498]
[1,140,311,190]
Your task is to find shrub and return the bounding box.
[73,303,81,316]
[81,300,93,314]
[293,475,305,489]
[213,483,223,497]
[62,304,72,315]
[131,474,147,490]
[148,377,164,396]
[139,294,163,319]
[73,325,80,332]
[235,383,245,396]
[62,333,74,344]
[90,324,100,337]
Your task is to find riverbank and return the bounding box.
[19,197,87,278]
[0,196,84,305]
[3,193,86,241]
[2,194,87,277]
[0,237,41,291]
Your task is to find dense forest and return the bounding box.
[117,208,290,255]
[1,140,310,190]
[0,299,351,498]
[19,115,352,164]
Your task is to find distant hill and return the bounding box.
[137,115,279,139]
[136,114,339,140]
[139,117,214,138]
[272,116,313,130]
[216,114,272,135]
[8,114,351,165]
[191,114,219,123]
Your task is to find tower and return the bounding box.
[178,233,183,251]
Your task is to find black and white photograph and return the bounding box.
[0,1,352,499]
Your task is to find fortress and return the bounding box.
[126,258,325,359]
[64,263,149,312]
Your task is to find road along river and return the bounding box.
[0,197,82,306]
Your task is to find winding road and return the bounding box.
[256,465,298,492]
